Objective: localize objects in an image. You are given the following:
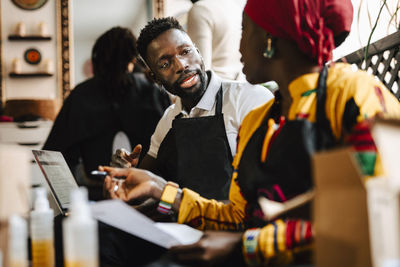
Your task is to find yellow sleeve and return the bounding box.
[177,178,247,230]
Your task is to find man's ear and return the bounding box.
[149,71,161,85]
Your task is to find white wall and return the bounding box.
[333,0,400,60]
[72,0,148,86]
[1,0,397,99]
[1,0,58,100]
[164,0,192,19]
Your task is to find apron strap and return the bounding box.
[175,113,184,119]
[215,85,223,115]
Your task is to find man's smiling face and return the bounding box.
[146,29,207,100]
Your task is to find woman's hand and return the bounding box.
[102,166,167,202]
[170,231,243,266]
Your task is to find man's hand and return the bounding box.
[102,166,167,202]
[170,231,243,266]
[110,145,142,168]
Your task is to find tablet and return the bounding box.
[32,150,79,216]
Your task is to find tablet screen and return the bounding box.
[32,150,78,214]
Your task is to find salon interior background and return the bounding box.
[0,0,398,103]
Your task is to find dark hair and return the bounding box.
[137,17,184,62]
[91,26,138,95]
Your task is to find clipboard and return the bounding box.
[32,150,79,216]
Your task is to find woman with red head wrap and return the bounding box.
[244,0,353,66]
[102,0,400,265]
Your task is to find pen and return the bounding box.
[90,170,109,177]
[90,170,124,181]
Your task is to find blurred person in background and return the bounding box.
[187,0,246,81]
[43,26,170,201]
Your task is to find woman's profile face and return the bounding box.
[240,13,269,85]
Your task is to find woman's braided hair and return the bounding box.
[91,26,138,96]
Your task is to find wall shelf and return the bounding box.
[8,35,52,41]
[9,72,53,78]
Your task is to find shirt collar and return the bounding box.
[176,70,222,112]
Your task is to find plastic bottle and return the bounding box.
[63,187,98,267]
[8,215,28,267]
[30,187,54,267]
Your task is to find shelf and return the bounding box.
[9,72,54,78]
[8,35,52,41]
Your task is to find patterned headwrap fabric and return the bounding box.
[244,0,353,66]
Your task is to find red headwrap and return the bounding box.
[244,0,353,66]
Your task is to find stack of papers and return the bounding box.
[90,200,203,248]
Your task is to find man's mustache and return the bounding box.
[175,69,201,86]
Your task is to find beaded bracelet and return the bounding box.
[242,228,261,266]
[276,219,286,252]
[266,223,275,259]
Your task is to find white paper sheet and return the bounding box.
[90,200,203,248]
[154,223,203,245]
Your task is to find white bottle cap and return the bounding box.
[8,215,28,263]
[33,187,50,212]
[9,214,27,239]
[70,187,91,219]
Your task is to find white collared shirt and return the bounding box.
[148,71,274,158]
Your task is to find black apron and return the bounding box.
[237,66,336,228]
[156,86,233,200]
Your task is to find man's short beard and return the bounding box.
[171,68,207,100]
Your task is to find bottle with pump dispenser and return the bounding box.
[8,215,28,267]
[63,187,98,267]
[30,187,55,267]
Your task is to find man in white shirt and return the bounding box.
[113,17,273,200]
[187,0,246,81]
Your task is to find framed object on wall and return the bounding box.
[59,0,71,99]
[0,0,69,104]
[1,0,155,103]
[24,48,41,65]
[11,0,49,10]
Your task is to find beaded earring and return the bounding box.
[263,35,275,58]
